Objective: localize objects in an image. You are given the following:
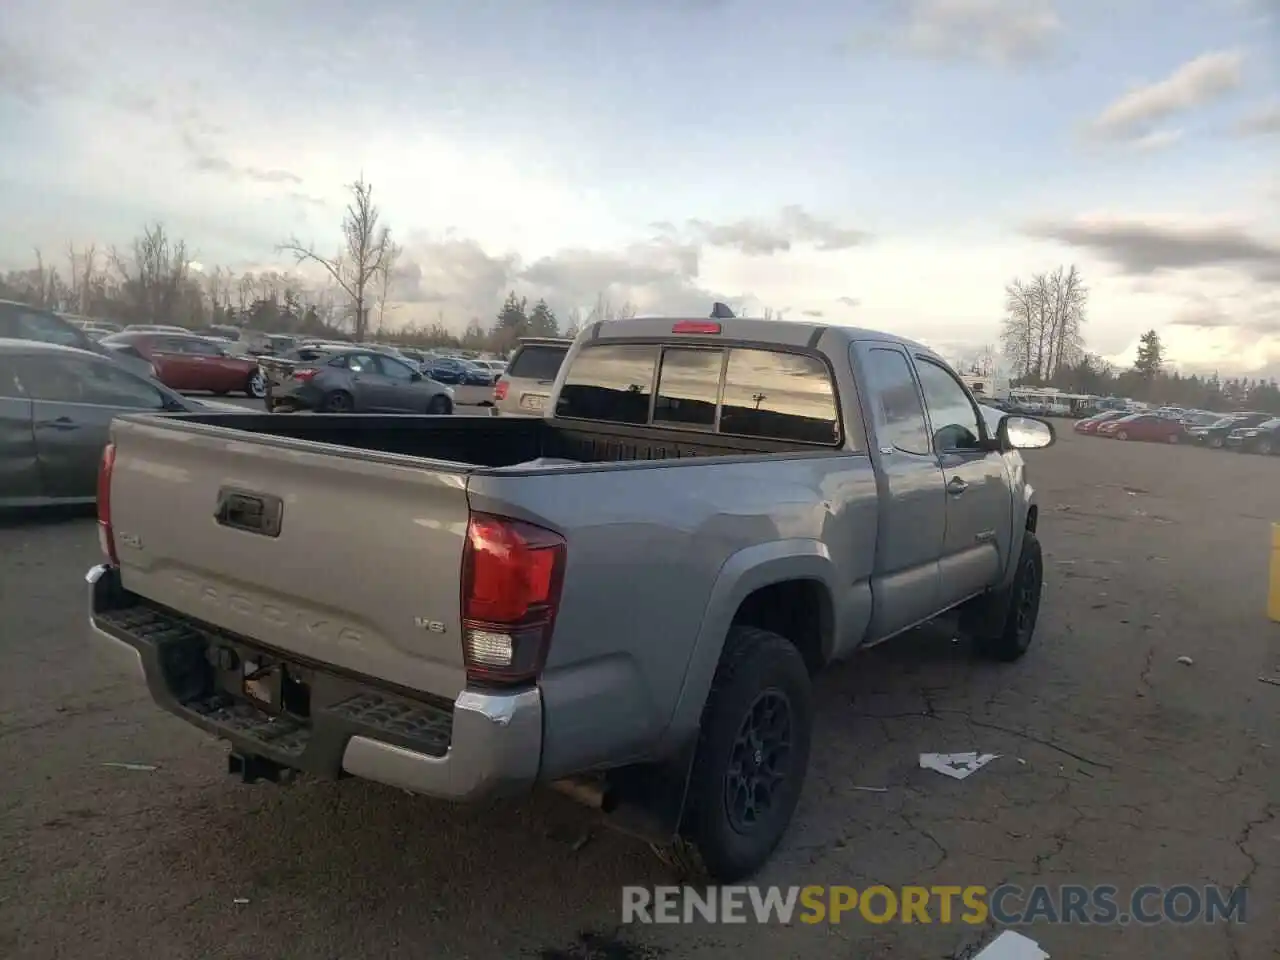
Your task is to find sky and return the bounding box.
[1,0,1277,374]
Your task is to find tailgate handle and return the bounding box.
[215,488,283,537]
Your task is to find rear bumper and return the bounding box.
[86,564,542,801]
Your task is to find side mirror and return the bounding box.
[410,370,422,381]
[998,415,1055,450]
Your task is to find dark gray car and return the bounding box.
[0,300,158,380]
[0,338,244,507]
[266,347,455,413]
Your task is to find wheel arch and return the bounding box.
[656,541,837,755]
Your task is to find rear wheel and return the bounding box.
[246,371,266,399]
[1258,438,1274,456]
[426,395,452,415]
[322,390,354,412]
[1167,433,1179,444]
[1116,430,1129,440]
[660,625,812,882]
[1210,436,1224,448]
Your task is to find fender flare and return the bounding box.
[998,482,1037,590]
[654,539,839,755]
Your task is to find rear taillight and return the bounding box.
[460,513,566,686]
[97,442,118,565]
[293,368,317,381]
[493,379,509,401]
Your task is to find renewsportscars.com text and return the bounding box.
[622,884,1248,926]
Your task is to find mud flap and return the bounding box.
[601,738,699,844]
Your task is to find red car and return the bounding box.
[1096,413,1186,443]
[1074,411,1127,435]
[100,331,265,398]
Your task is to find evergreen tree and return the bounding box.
[526,298,559,337]
[1133,330,1164,381]
[493,291,528,336]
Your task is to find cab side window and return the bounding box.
[861,347,931,456]
[914,358,983,453]
[20,355,168,408]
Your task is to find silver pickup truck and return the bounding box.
[87,314,1053,881]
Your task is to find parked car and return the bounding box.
[1178,410,1224,428]
[1186,412,1272,448]
[87,312,1054,882]
[426,356,496,386]
[262,346,455,413]
[1225,418,1280,454]
[0,300,157,380]
[100,331,267,398]
[1073,410,1127,435]
[0,339,245,508]
[493,336,574,415]
[124,323,190,334]
[1096,413,1186,443]
[471,359,507,376]
[67,318,124,339]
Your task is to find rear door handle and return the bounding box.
[947,477,969,495]
[38,416,79,431]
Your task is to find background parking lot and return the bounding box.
[2,428,1276,960]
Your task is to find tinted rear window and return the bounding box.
[720,348,840,444]
[653,347,722,428]
[557,342,843,445]
[556,343,657,424]
[507,344,568,381]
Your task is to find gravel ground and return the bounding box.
[1,427,1277,959]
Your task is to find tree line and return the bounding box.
[0,174,654,356]
[999,275,1280,412]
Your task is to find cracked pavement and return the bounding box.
[2,428,1277,959]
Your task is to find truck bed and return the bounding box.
[156,412,804,468]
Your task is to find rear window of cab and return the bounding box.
[555,342,844,446]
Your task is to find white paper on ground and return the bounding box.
[973,930,1050,959]
[918,752,999,780]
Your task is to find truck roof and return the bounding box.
[587,316,938,358]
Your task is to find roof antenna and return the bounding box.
[710,302,735,319]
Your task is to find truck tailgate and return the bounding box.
[108,416,471,700]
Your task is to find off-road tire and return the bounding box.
[967,531,1043,662]
[658,625,813,883]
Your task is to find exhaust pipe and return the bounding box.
[551,777,616,812]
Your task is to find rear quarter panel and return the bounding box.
[468,453,879,776]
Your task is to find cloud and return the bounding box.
[837,296,862,307]
[182,133,303,185]
[1234,103,1280,136]
[802,309,825,318]
[1023,216,1280,282]
[873,0,1063,66]
[1090,50,1244,140]
[392,236,519,316]
[1170,290,1280,333]
[521,237,736,314]
[0,37,75,105]
[687,206,869,255]
[1128,129,1184,152]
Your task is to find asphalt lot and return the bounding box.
[2,427,1277,960]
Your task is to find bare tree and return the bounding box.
[110,223,194,324]
[1001,278,1039,379]
[562,306,584,338]
[375,239,403,333]
[279,175,393,341]
[1000,267,1088,383]
[66,242,98,316]
[971,344,997,377]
